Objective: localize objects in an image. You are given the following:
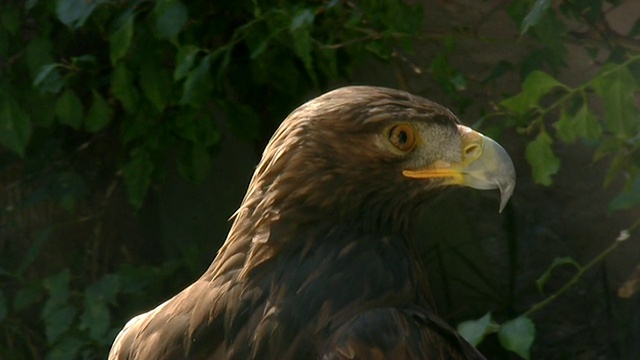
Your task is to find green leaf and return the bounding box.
[180,54,212,107]
[42,269,73,344]
[553,108,576,144]
[573,104,602,141]
[501,71,565,115]
[56,0,103,29]
[554,104,602,144]
[111,63,139,113]
[591,64,639,138]
[603,151,629,188]
[122,147,154,209]
[71,54,97,69]
[80,275,121,340]
[498,316,536,360]
[33,64,64,95]
[109,13,134,65]
[290,8,316,84]
[155,0,188,40]
[55,89,84,130]
[365,40,393,60]
[85,274,121,303]
[42,270,71,313]
[525,130,560,186]
[457,312,494,346]
[0,99,32,157]
[291,8,314,30]
[174,46,200,81]
[174,111,220,146]
[85,90,113,132]
[140,64,172,112]
[609,177,640,211]
[81,300,110,340]
[593,138,621,162]
[535,256,581,292]
[521,0,551,35]
[43,305,77,344]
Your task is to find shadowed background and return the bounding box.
[1,1,640,359]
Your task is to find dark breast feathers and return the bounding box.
[109,86,514,359]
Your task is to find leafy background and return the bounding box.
[1,0,640,359]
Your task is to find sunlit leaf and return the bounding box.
[498,316,535,360]
[521,0,551,34]
[525,130,560,186]
[591,64,639,138]
[535,256,581,292]
[553,107,576,144]
[55,89,84,130]
[501,71,565,115]
[0,98,32,157]
[457,312,494,346]
[554,103,602,144]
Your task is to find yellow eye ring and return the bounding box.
[388,124,416,152]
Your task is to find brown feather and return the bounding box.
[109,86,486,360]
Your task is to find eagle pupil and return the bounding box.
[398,131,408,144]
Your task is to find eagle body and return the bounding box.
[109,86,515,359]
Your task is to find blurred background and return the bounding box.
[1,0,640,359]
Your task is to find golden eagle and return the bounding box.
[109,86,515,359]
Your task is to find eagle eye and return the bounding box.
[388,124,416,152]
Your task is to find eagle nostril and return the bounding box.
[463,143,481,159]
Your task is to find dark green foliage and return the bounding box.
[1,0,640,359]
[0,1,427,358]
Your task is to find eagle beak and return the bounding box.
[403,125,516,212]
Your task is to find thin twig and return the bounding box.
[522,220,639,318]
